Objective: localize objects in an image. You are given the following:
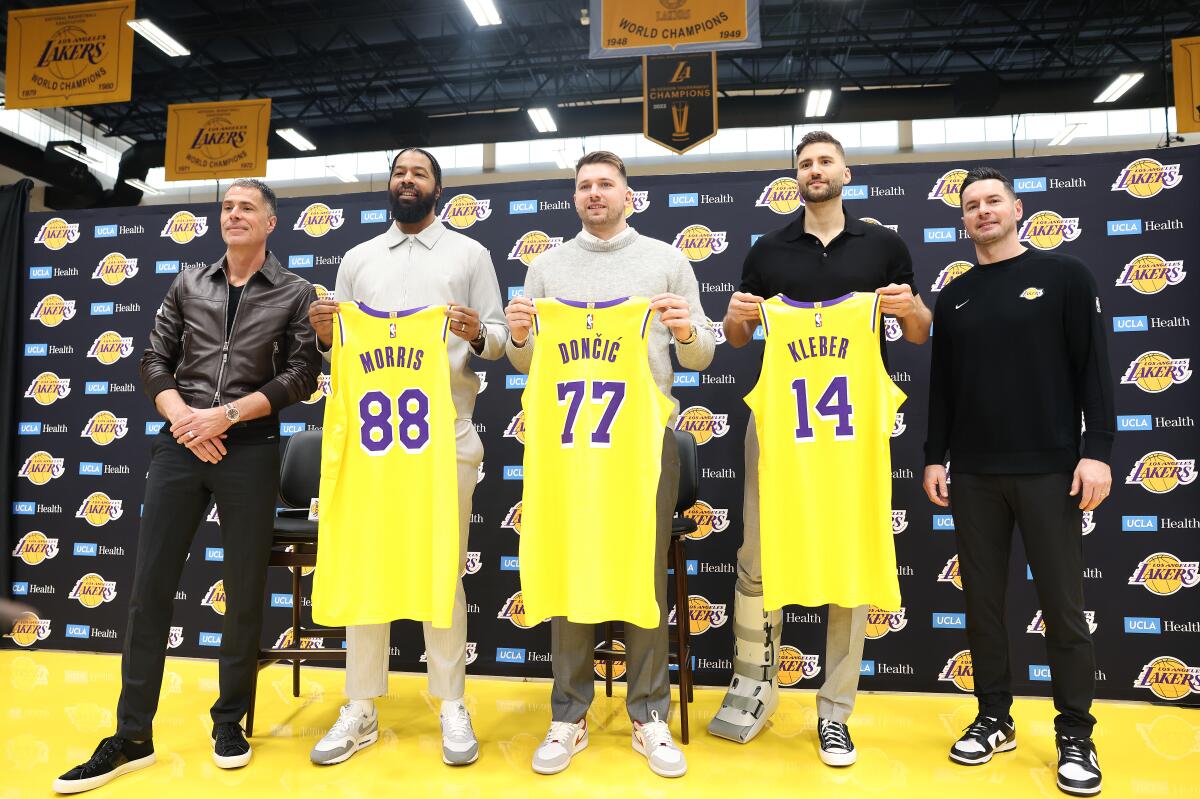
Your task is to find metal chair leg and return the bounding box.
[604,621,614,697]
[292,566,302,697]
[671,536,691,743]
[246,666,258,737]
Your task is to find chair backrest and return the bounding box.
[673,428,699,514]
[278,428,323,509]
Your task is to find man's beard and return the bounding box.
[390,186,437,223]
[576,200,624,229]
[800,176,843,203]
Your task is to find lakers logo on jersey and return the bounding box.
[313,303,460,629]
[518,297,674,629]
[747,293,905,612]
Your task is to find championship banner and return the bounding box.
[164,98,272,181]
[1173,36,1200,134]
[589,0,760,59]
[644,52,717,154]
[4,0,135,109]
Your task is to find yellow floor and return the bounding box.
[2,651,1197,799]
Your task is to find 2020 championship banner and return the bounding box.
[8,147,1198,706]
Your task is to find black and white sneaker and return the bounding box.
[949,714,1017,765]
[817,718,856,766]
[52,736,155,793]
[1056,735,1102,796]
[212,722,252,769]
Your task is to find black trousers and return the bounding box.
[951,472,1097,738]
[116,433,279,740]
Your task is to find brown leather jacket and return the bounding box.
[139,251,320,417]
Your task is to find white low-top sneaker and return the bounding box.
[310,702,379,766]
[632,711,686,778]
[532,719,588,775]
[440,700,479,766]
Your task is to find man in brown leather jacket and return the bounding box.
[54,179,319,794]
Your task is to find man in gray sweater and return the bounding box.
[505,150,714,778]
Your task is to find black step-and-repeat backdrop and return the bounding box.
[7,147,1199,707]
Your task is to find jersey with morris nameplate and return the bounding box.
[519,297,674,629]
[313,302,460,628]
[748,292,906,612]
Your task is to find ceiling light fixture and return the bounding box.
[127,19,190,57]
[463,0,502,26]
[53,143,102,166]
[1094,73,1143,103]
[276,128,317,151]
[124,177,163,195]
[804,89,833,118]
[1047,123,1085,147]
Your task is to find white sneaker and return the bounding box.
[310,702,379,765]
[532,719,588,775]
[632,711,687,778]
[440,700,479,766]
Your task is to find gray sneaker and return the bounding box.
[532,719,588,775]
[440,700,479,766]
[310,703,379,766]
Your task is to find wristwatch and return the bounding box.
[223,403,240,424]
[471,322,488,348]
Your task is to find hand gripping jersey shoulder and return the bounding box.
[746,292,905,611]
[518,297,673,628]
[313,302,460,628]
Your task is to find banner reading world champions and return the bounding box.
[7,147,1199,707]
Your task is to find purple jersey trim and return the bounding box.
[556,297,630,309]
[354,301,429,319]
[777,292,856,308]
[871,293,881,333]
[641,305,654,339]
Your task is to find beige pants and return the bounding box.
[344,420,481,701]
[735,415,869,724]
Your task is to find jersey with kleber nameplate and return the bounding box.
[519,297,673,628]
[313,302,459,628]
[747,292,905,611]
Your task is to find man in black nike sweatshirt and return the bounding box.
[922,166,1113,798]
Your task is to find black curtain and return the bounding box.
[0,180,33,601]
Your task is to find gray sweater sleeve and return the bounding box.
[669,251,716,370]
[504,263,543,374]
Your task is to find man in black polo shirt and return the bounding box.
[709,131,931,765]
[923,167,1111,797]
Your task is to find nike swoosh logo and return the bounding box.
[955,300,970,309]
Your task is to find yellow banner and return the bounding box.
[593,0,758,58]
[1173,36,1200,134]
[164,99,272,181]
[5,0,135,109]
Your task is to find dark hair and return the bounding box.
[795,130,845,159]
[227,178,277,216]
[960,166,1016,201]
[392,147,443,190]
[575,150,627,182]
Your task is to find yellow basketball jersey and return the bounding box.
[313,302,459,628]
[519,298,674,629]
[746,293,905,612]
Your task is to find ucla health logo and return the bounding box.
[1116,254,1185,295]
[438,194,492,230]
[30,294,77,327]
[34,217,81,250]
[25,372,70,406]
[931,261,973,291]
[674,406,729,444]
[1028,610,1097,635]
[1128,553,1199,596]
[1126,451,1195,493]
[1018,210,1081,250]
[927,169,968,207]
[755,177,804,214]
[1111,158,1182,198]
[87,331,135,365]
[12,532,59,565]
[91,252,138,286]
[1135,656,1200,700]
[19,451,65,485]
[81,411,129,445]
[507,231,563,267]
[293,203,345,237]
[76,492,123,527]
[891,510,908,534]
[1121,351,1191,393]
[625,188,650,217]
[160,211,208,244]
[69,573,117,608]
[672,225,729,262]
